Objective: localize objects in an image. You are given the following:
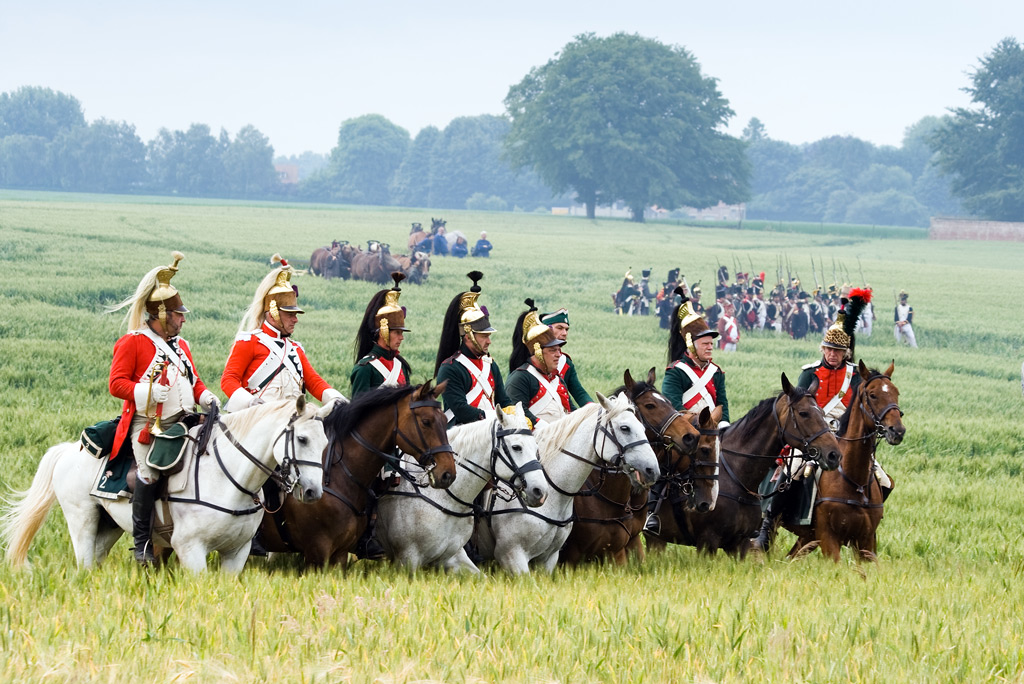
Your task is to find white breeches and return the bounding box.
[894,323,917,348]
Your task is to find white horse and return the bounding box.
[2,397,330,573]
[473,392,661,575]
[376,403,547,573]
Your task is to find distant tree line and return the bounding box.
[2,35,1022,225]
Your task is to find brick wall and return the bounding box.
[929,217,1024,241]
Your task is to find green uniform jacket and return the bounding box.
[436,343,515,427]
[661,355,729,423]
[349,344,412,398]
[560,353,593,407]
[505,362,569,423]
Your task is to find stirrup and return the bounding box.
[643,513,661,536]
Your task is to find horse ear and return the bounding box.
[646,366,657,386]
[596,391,611,410]
[805,374,819,396]
[699,406,711,426]
[431,379,448,399]
[858,359,870,379]
[623,369,634,390]
[710,405,723,427]
[885,359,895,378]
[296,394,306,414]
[781,372,793,395]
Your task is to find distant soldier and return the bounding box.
[790,295,810,340]
[894,290,917,347]
[108,252,220,565]
[717,301,740,352]
[350,273,412,397]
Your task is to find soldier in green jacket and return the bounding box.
[539,308,593,407]
[350,272,412,398]
[661,289,729,424]
[434,271,514,427]
[506,299,569,427]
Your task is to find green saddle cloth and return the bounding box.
[146,422,190,470]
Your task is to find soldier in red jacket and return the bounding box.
[108,251,220,565]
[221,254,345,412]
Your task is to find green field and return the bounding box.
[2,194,1024,683]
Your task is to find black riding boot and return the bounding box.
[132,479,158,566]
[751,497,779,554]
[643,480,668,534]
[354,512,386,560]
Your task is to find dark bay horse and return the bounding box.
[783,361,904,561]
[645,373,842,558]
[560,368,718,566]
[258,382,456,567]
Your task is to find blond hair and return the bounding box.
[106,266,160,331]
[238,254,286,334]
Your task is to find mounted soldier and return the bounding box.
[540,307,593,409]
[350,272,412,397]
[435,271,514,427]
[107,251,220,565]
[661,289,730,424]
[222,254,346,412]
[506,300,569,427]
[751,288,893,553]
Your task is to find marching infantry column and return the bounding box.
[222,254,345,412]
[506,300,570,426]
[539,308,593,408]
[662,288,730,424]
[108,251,220,566]
[435,271,515,427]
[350,272,412,397]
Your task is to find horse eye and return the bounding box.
[420,418,432,428]
[512,444,522,452]
[798,411,810,418]
[620,425,631,433]
[297,435,308,445]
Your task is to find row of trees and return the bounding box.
[2,35,1023,223]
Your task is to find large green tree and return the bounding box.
[328,114,409,206]
[0,86,85,139]
[931,37,1024,220]
[504,32,748,221]
[222,125,277,198]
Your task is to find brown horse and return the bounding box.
[394,252,431,284]
[257,381,456,567]
[560,368,719,565]
[782,361,904,561]
[349,246,402,284]
[645,373,842,558]
[309,241,350,279]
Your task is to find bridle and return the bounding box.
[773,393,832,462]
[632,388,718,498]
[857,373,903,440]
[347,397,455,479]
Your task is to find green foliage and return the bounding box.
[465,192,508,212]
[327,114,410,205]
[2,189,1024,683]
[931,37,1024,220]
[0,86,85,139]
[505,32,749,221]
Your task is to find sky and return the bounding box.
[2,1,1020,158]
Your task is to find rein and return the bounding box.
[551,407,648,497]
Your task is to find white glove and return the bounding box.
[249,395,265,407]
[135,382,169,411]
[199,390,220,410]
[717,420,731,429]
[322,388,349,405]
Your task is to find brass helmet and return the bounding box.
[677,288,718,357]
[374,272,410,340]
[145,251,188,323]
[522,301,564,370]
[263,254,304,323]
[459,270,495,335]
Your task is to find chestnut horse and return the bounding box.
[257,382,456,567]
[560,368,718,565]
[645,373,842,558]
[783,361,904,561]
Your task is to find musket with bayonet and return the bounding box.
[811,257,821,292]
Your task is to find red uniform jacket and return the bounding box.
[109,331,207,460]
[221,321,333,403]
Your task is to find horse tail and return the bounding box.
[1,442,69,568]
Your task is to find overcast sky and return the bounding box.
[2,1,1019,157]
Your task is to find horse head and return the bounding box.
[625,367,699,455]
[594,391,660,489]
[855,360,905,445]
[493,403,547,507]
[779,373,842,471]
[396,380,457,489]
[271,395,328,504]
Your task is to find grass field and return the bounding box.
[2,193,1024,683]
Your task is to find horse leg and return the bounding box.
[625,533,645,562]
[92,513,126,566]
[219,543,251,574]
[174,542,210,572]
[496,545,533,575]
[442,548,481,575]
[643,532,668,554]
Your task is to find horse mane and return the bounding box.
[728,384,814,442]
[836,367,881,437]
[447,417,495,465]
[324,384,420,439]
[219,399,302,436]
[609,380,655,401]
[535,399,629,466]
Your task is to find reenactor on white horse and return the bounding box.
[107,251,220,565]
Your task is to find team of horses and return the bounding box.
[1,363,904,573]
[309,239,431,285]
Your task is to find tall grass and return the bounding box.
[2,192,1024,682]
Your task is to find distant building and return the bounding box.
[552,200,745,221]
[929,217,1024,242]
[275,164,299,185]
[678,201,746,222]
